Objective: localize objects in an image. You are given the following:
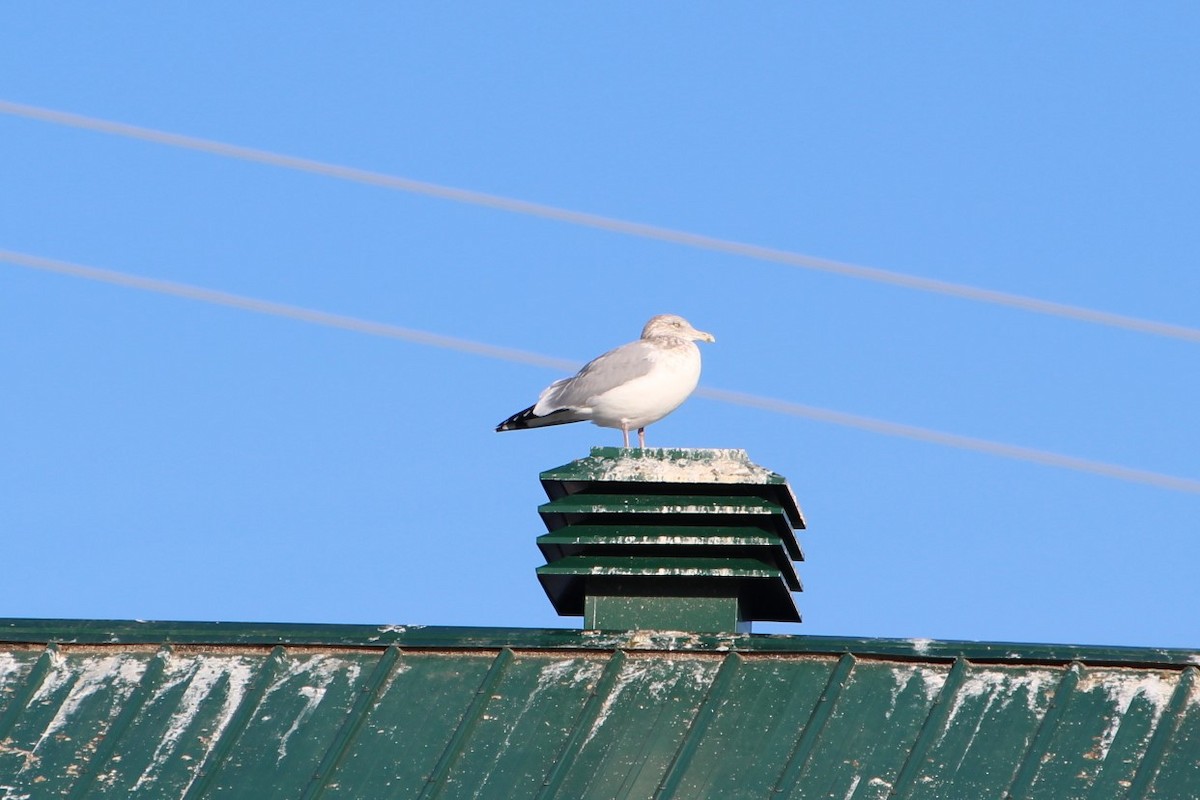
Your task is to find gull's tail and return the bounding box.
[496,406,581,432]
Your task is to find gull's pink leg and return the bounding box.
[621,425,630,449]
[638,427,646,448]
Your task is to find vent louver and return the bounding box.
[535,448,807,633]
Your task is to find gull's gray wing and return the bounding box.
[533,340,657,413]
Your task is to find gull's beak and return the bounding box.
[697,330,716,343]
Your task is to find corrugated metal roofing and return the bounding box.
[1,619,1199,799]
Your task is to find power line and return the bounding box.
[696,388,1200,495]
[4,247,1198,496]
[0,250,578,373]
[3,98,1199,345]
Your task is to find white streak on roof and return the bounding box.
[580,658,715,750]
[626,631,708,651]
[937,667,1058,767]
[887,664,948,711]
[27,655,148,765]
[1077,668,1178,764]
[276,686,326,763]
[536,657,605,690]
[133,655,257,792]
[177,656,256,798]
[908,638,933,656]
[489,658,607,765]
[372,660,412,703]
[271,655,360,763]
[578,661,643,751]
[946,668,1057,722]
[25,649,68,707]
[0,653,29,694]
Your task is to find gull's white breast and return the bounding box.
[585,340,701,430]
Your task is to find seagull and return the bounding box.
[496,314,715,448]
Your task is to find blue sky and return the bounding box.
[2,6,1198,648]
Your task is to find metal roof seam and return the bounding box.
[1078,664,1186,800]
[772,652,857,795]
[535,649,629,800]
[63,647,171,800]
[888,656,971,799]
[0,644,59,743]
[1004,660,1082,798]
[652,652,744,798]
[417,647,516,800]
[299,645,401,800]
[179,645,286,800]
[1125,665,1199,799]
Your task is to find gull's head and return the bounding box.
[642,314,716,343]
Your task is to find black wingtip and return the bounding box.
[496,405,538,432]
[496,406,581,432]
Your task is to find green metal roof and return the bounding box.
[2,619,1198,799]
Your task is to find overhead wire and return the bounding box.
[0,249,578,373]
[2,98,1199,345]
[4,247,1199,496]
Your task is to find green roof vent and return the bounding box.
[535,447,807,633]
